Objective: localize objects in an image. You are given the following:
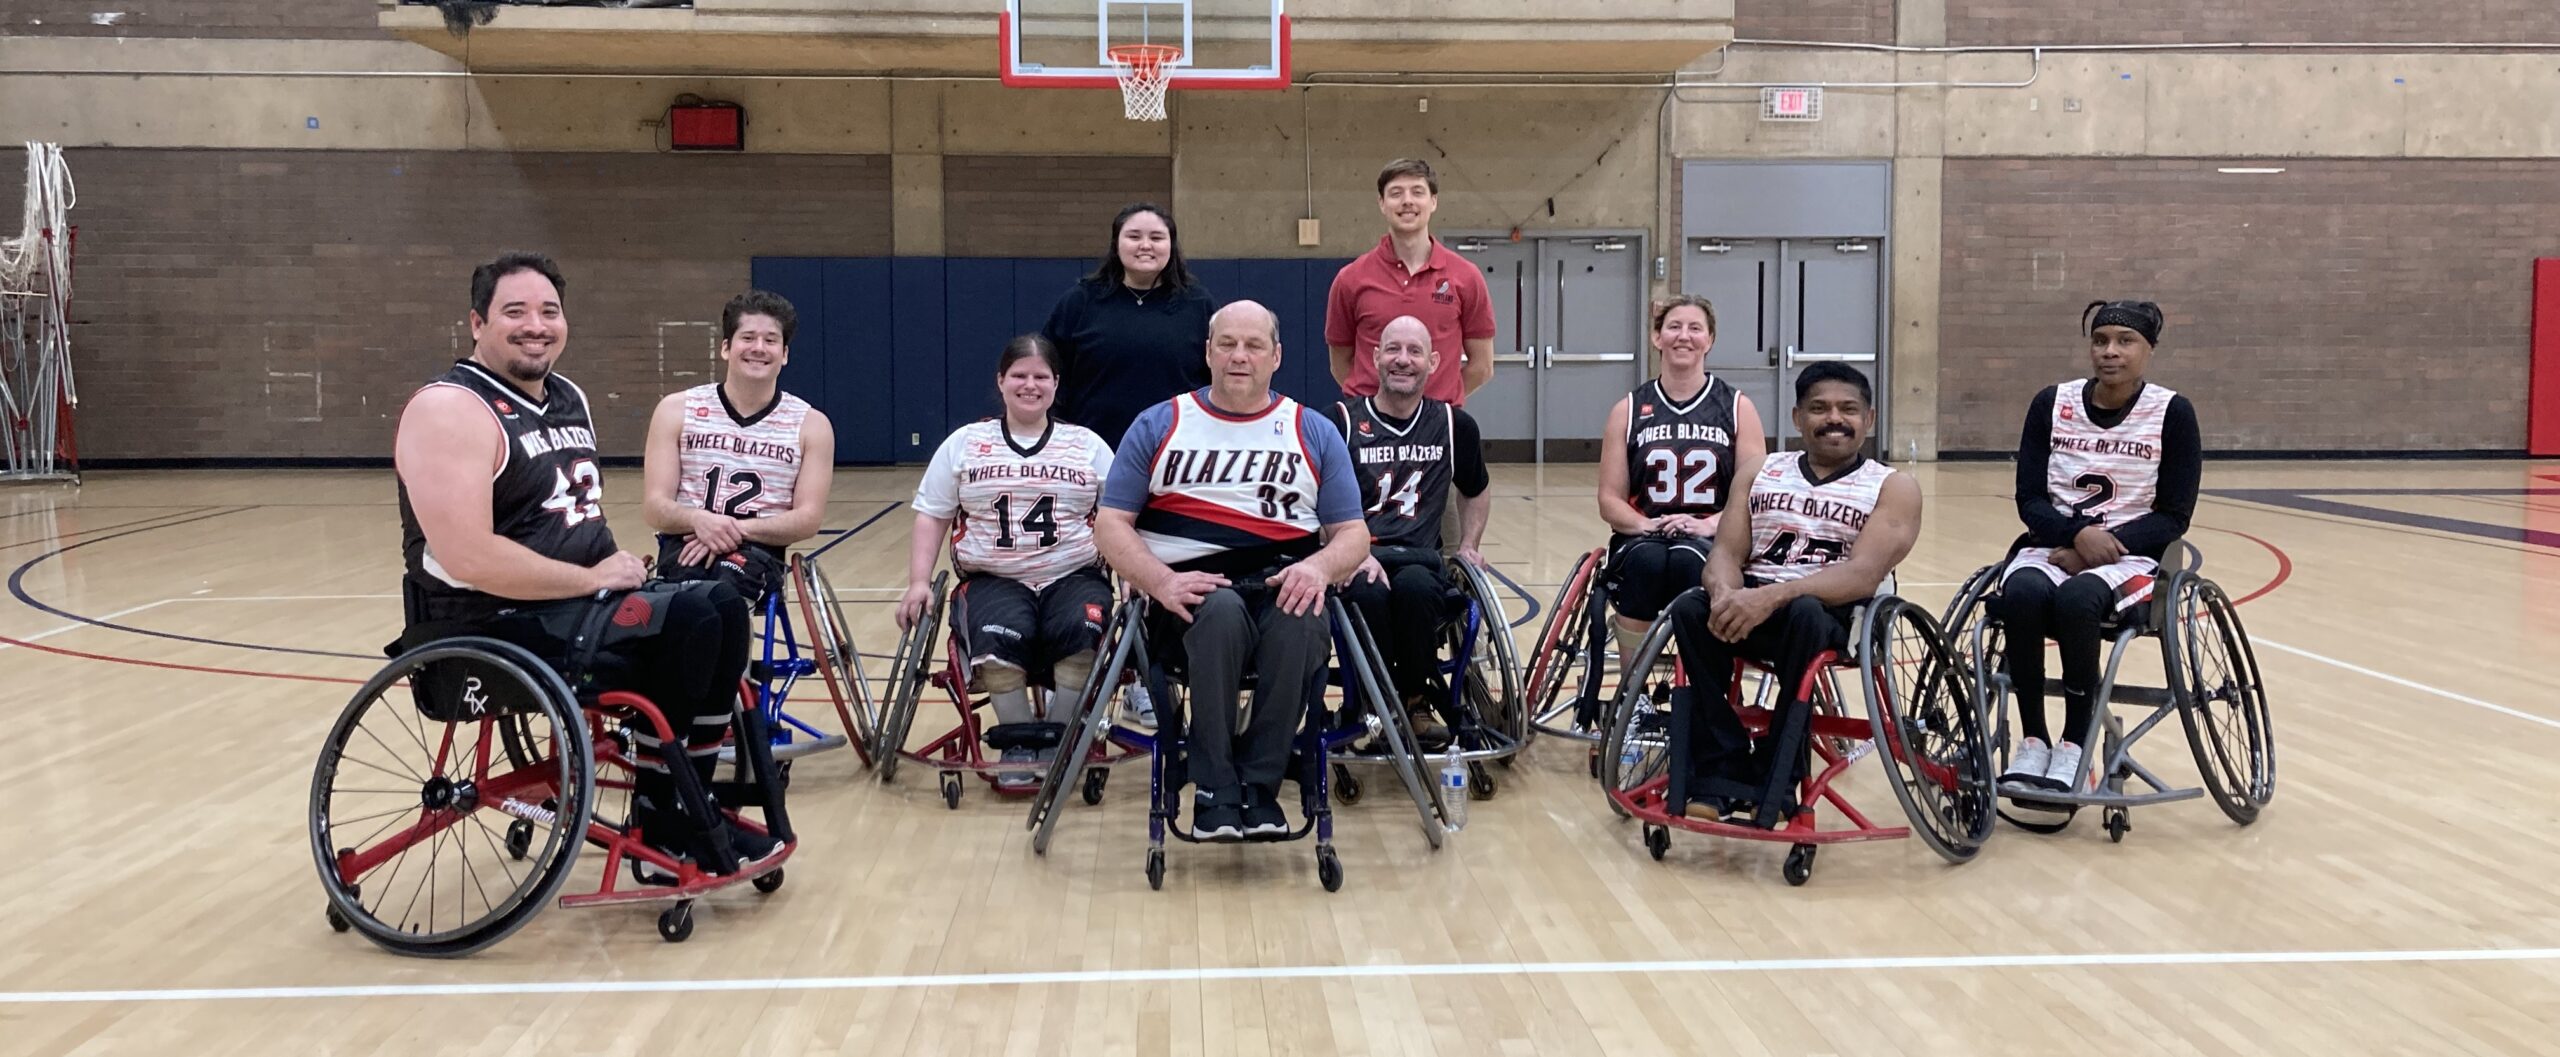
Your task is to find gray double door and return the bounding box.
[1681,237,1884,451]
[1457,234,1649,463]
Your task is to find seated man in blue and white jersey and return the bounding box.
[1093,300,1372,841]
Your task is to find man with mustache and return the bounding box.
[1659,362,1921,829]
[394,252,784,880]
[1334,316,1492,745]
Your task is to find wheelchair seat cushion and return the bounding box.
[409,653,556,723]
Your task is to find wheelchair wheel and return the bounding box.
[2167,576,2275,825]
[794,555,884,767]
[1340,602,1448,848]
[1861,598,1996,864]
[873,571,946,784]
[1452,558,1526,750]
[310,638,596,958]
[1524,548,1605,741]
[1030,598,1146,852]
[1597,608,1681,821]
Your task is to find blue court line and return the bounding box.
[802,503,901,563]
[2209,487,2560,550]
[6,507,383,660]
[1479,563,1542,630]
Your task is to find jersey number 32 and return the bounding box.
[1642,449,1720,508]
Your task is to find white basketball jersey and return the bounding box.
[946,419,1109,587]
[1743,453,1897,584]
[674,383,811,520]
[1138,392,1325,567]
[2046,379,2175,530]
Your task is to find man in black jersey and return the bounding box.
[1336,316,1492,741]
[394,252,783,879]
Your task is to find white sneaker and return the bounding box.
[2044,741,2087,792]
[2000,737,2053,789]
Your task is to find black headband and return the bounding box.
[2083,300,2164,346]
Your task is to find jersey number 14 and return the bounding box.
[991,493,1059,549]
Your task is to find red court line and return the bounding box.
[0,632,367,685]
[2197,525,2293,606]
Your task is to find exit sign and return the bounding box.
[1761,86,1823,122]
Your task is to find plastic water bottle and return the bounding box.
[1439,747,1468,831]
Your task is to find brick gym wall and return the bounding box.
[33,149,892,461]
[1938,157,2560,453]
[941,155,1177,258]
[1946,1,2555,46]
[1733,0,1898,46]
[2,0,379,37]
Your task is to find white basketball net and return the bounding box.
[1109,45,1179,122]
[1,143,77,482]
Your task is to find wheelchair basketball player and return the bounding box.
[394,252,783,879]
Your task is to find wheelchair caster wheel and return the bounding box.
[658,902,695,943]
[1783,844,1816,887]
[1644,825,1670,862]
[753,868,786,894]
[2104,809,2130,843]
[1468,761,1496,801]
[940,772,962,810]
[1145,849,1166,891]
[1316,847,1344,893]
[1586,749,1600,780]
[504,819,533,861]
[1333,766,1362,805]
[778,759,794,789]
[1082,768,1109,806]
[325,903,351,933]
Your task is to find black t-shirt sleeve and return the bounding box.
[2015,384,2087,546]
[1451,408,1490,498]
[1043,286,1085,415]
[1181,291,1214,389]
[2109,394,2202,556]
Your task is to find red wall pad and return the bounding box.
[2534,259,2560,456]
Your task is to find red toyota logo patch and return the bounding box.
[1085,603,1104,623]
[611,594,654,628]
[492,399,513,415]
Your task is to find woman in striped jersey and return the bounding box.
[899,335,1119,788]
[1993,300,2202,797]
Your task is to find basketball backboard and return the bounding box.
[1000,0,1290,90]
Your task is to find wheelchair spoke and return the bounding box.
[352,717,429,784]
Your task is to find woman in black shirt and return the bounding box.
[1042,203,1215,446]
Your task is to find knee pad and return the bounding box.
[976,660,1029,694]
[1051,650,1095,691]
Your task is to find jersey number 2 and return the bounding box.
[542,459,604,526]
[2068,472,2118,517]
[1643,449,1720,508]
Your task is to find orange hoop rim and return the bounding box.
[1106,43,1184,76]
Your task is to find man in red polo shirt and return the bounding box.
[1326,158,1497,406]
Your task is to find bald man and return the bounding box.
[1095,301,1371,841]
[1333,316,1491,746]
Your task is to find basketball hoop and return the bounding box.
[1107,43,1181,121]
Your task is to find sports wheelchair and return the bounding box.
[1331,555,1525,804]
[715,552,882,771]
[1940,540,2274,841]
[310,636,793,956]
[1596,584,1995,885]
[1026,581,1452,892]
[871,570,1148,808]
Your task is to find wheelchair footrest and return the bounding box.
[1997,783,2202,808]
[985,721,1065,752]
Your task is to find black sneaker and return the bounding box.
[1194,803,1245,841]
[1243,793,1290,839]
[727,824,786,873]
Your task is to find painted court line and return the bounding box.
[2255,636,2560,733]
[0,599,170,652]
[7,946,2559,1006]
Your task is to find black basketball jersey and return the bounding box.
[398,359,617,621]
[1335,396,1457,550]
[1623,375,1741,518]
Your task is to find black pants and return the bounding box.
[1991,568,2115,745]
[1158,587,1331,806]
[1340,545,1449,707]
[949,566,1113,683]
[1665,587,1851,825]
[1608,533,1712,622]
[655,536,786,607]
[473,580,751,843]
